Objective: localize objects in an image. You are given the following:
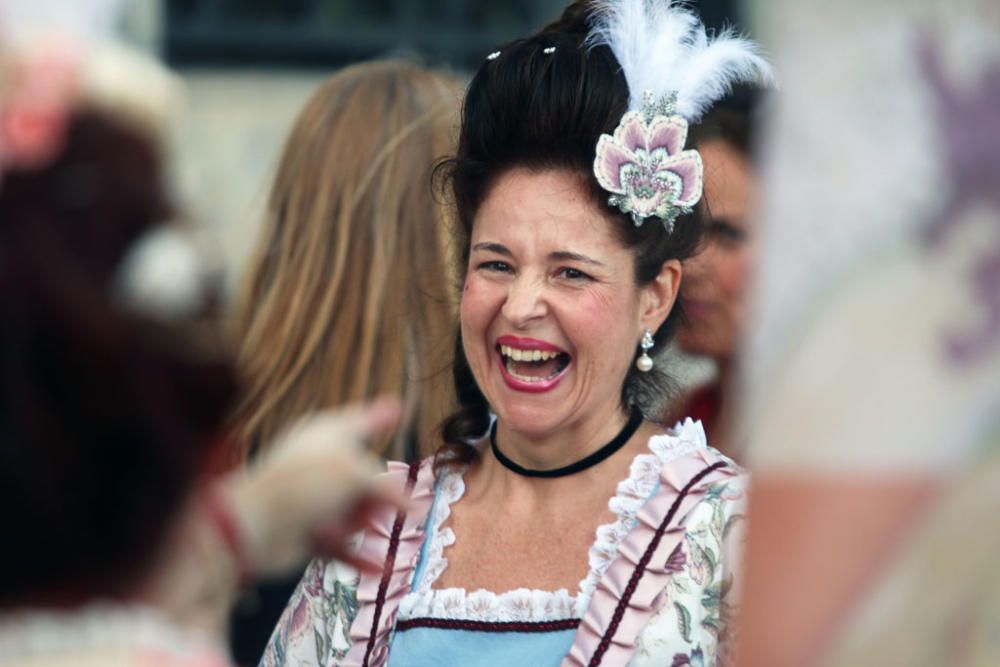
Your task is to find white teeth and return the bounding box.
[504,358,551,382]
[499,345,561,362]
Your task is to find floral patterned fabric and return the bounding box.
[262,422,746,667]
[629,480,745,667]
[262,557,361,666]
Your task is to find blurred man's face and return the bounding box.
[676,139,757,362]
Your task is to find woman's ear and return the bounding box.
[639,259,682,334]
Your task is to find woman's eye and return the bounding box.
[477,260,512,273]
[557,267,591,281]
[708,220,747,246]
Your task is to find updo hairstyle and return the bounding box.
[438,1,706,465]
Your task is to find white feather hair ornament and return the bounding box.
[586,0,773,120]
[587,0,773,230]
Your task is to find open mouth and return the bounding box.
[496,343,571,384]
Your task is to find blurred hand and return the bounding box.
[223,397,402,577]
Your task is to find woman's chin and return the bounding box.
[492,400,566,440]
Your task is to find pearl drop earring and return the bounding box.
[636,329,654,372]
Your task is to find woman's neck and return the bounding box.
[498,403,630,469]
[716,356,734,397]
[710,355,740,459]
[473,403,647,505]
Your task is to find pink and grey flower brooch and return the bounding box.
[593,92,703,232]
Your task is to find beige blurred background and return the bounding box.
[111,0,731,387]
[169,69,324,293]
[118,2,321,291]
[117,0,746,303]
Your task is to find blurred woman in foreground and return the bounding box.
[0,43,396,666]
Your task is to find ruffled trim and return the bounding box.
[648,418,712,465]
[400,586,578,623]
[577,450,661,616]
[344,459,436,667]
[564,423,740,667]
[411,469,464,595]
[400,468,580,622]
[399,419,723,627]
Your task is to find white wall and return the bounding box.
[168,70,327,294]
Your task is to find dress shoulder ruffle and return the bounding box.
[343,459,437,667]
[565,420,742,666]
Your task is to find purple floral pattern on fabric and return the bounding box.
[594,93,704,232]
[631,478,744,667]
[665,543,687,574]
[917,35,1000,364]
[261,559,360,667]
[671,647,705,667]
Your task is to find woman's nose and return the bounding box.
[501,275,548,327]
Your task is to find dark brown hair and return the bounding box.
[690,83,766,162]
[437,2,705,468]
[0,110,237,607]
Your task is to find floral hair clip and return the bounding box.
[594,91,702,232]
[585,0,773,234]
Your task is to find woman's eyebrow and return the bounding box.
[549,250,605,267]
[471,241,512,256]
[471,244,605,268]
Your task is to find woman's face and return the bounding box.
[676,139,757,362]
[460,168,678,440]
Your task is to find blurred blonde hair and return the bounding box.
[231,59,463,460]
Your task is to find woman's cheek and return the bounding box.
[459,277,491,334]
[459,277,476,316]
[577,286,623,324]
[719,249,751,300]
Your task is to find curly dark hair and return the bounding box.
[436,1,706,468]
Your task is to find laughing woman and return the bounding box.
[263,2,770,666]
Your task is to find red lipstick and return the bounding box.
[495,335,570,393]
[495,335,565,353]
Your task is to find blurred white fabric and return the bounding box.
[746,0,1000,473]
[742,0,1000,663]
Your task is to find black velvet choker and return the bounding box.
[489,408,644,478]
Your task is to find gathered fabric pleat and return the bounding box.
[344,460,437,667]
[564,449,735,667]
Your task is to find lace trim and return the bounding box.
[647,418,710,468]
[397,419,710,623]
[411,469,464,596]
[399,585,578,623]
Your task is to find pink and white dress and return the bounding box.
[263,419,746,667]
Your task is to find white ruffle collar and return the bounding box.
[397,419,709,623]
